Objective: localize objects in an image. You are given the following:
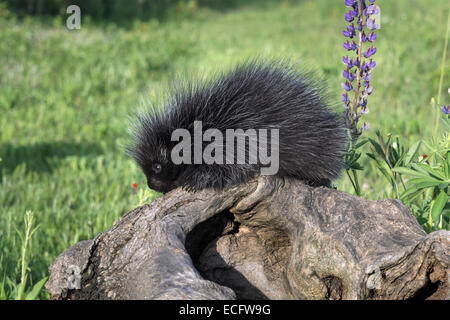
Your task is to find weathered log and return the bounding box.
[45,176,449,300]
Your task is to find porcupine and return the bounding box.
[127,60,348,193]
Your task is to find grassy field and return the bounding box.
[0,0,448,299]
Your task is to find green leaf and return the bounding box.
[409,177,443,189]
[400,187,425,201]
[368,138,385,158]
[350,163,364,170]
[409,163,444,181]
[370,155,396,189]
[413,163,446,180]
[366,153,377,161]
[392,167,428,178]
[404,141,421,165]
[351,152,362,162]
[394,150,408,167]
[354,139,369,149]
[415,181,444,189]
[430,191,448,224]
[25,277,47,300]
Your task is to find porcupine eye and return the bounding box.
[152,163,162,174]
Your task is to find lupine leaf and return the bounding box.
[368,138,385,158]
[415,181,443,189]
[408,177,442,185]
[354,139,369,149]
[430,191,448,224]
[370,155,396,186]
[413,163,446,180]
[392,167,428,177]
[400,187,424,201]
[404,141,421,165]
[409,163,443,180]
[394,150,408,167]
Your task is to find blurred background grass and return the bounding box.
[0,0,448,299]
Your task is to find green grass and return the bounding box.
[0,0,448,299]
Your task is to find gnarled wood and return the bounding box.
[45,176,449,300]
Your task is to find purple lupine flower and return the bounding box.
[366,4,379,16]
[367,31,377,42]
[343,69,356,81]
[342,0,378,139]
[364,46,377,58]
[362,31,367,42]
[343,69,350,79]
[342,81,353,91]
[442,105,450,115]
[345,0,356,6]
[343,55,350,65]
[345,11,355,22]
[362,122,370,130]
[361,61,367,71]
[348,71,355,82]
[346,24,356,38]
[343,40,358,51]
[343,29,352,38]
[342,24,356,38]
[361,106,369,114]
[366,18,379,30]
[342,93,349,102]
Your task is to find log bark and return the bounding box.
[45,176,449,300]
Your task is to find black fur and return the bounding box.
[127,60,348,193]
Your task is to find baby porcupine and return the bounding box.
[127,60,348,193]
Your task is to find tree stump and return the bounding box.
[45,176,449,300]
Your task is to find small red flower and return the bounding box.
[421,154,427,159]
[132,183,138,189]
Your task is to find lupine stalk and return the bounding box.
[352,0,364,116]
[342,0,379,143]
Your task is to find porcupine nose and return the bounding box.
[147,177,167,193]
